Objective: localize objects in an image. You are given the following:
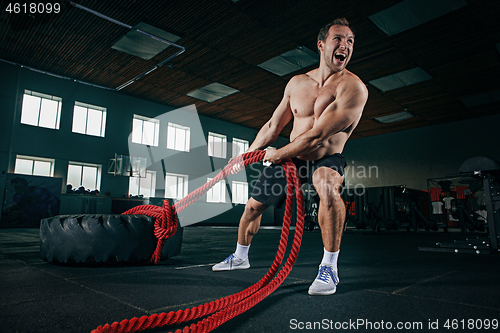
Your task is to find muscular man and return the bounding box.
[213,18,368,296]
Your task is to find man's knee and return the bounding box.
[243,198,267,219]
[313,168,344,208]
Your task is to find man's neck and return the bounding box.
[314,65,344,87]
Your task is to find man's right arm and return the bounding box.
[246,79,294,153]
[229,78,294,173]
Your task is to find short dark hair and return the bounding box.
[317,18,355,44]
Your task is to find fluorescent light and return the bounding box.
[258,46,319,76]
[112,22,181,60]
[460,90,500,108]
[375,111,414,124]
[369,67,432,92]
[187,83,239,103]
[369,0,467,36]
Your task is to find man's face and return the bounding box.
[318,25,354,72]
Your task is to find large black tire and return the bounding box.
[40,214,183,264]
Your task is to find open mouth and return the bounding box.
[334,52,346,62]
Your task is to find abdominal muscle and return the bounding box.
[289,117,349,161]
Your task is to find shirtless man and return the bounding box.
[213,18,368,296]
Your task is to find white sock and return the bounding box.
[235,242,250,260]
[321,248,339,270]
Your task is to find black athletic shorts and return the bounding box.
[251,153,347,208]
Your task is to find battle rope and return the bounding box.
[92,150,305,333]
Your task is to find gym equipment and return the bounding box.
[108,154,147,178]
[426,178,487,234]
[362,186,412,233]
[365,200,399,232]
[85,151,305,333]
[303,184,319,231]
[450,186,485,233]
[40,214,183,263]
[419,156,500,254]
[408,186,447,233]
[343,194,368,230]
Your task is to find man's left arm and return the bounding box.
[264,79,368,163]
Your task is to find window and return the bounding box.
[14,155,54,177]
[129,170,156,198]
[72,102,107,137]
[167,122,190,152]
[206,178,226,203]
[132,114,159,146]
[67,162,101,191]
[232,181,248,204]
[232,138,249,157]
[208,132,227,158]
[20,90,62,129]
[165,173,188,200]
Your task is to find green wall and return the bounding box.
[343,113,500,191]
[0,60,287,226]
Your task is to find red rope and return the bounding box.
[92,150,305,333]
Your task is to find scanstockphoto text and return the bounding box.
[247,160,378,198]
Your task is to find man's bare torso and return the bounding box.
[289,68,362,161]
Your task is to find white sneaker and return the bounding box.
[308,265,339,295]
[212,253,250,271]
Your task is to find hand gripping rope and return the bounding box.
[92,150,305,333]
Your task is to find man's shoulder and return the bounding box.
[342,69,363,84]
[283,73,314,95]
[289,72,313,85]
[340,70,368,94]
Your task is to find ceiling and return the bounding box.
[1,0,499,139]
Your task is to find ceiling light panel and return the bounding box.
[258,46,319,76]
[369,0,467,36]
[369,67,432,92]
[375,111,414,124]
[112,22,181,60]
[460,90,500,108]
[187,83,239,103]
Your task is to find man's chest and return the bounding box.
[290,84,337,119]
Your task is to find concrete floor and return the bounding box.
[1,226,500,333]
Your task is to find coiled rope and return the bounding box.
[92,150,305,333]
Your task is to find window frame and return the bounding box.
[206,178,226,203]
[232,138,249,158]
[208,132,227,159]
[164,172,188,200]
[14,155,55,177]
[132,114,160,147]
[67,162,102,191]
[231,181,249,204]
[20,89,62,130]
[129,170,156,198]
[167,122,191,152]
[72,101,107,137]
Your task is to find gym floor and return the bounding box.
[1,226,500,333]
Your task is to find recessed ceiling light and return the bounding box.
[187,83,239,103]
[258,46,319,76]
[112,22,181,60]
[369,0,467,36]
[460,90,500,108]
[369,67,432,92]
[374,111,414,124]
